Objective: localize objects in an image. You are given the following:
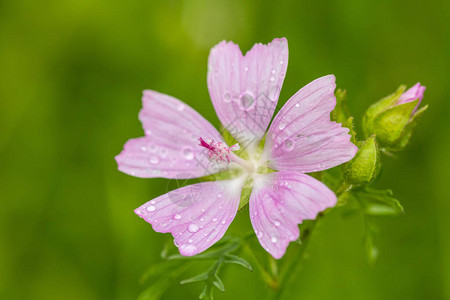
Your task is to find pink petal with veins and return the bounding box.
[207,38,288,148]
[250,171,336,259]
[115,90,225,179]
[135,179,242,256]
[264,75,357,173]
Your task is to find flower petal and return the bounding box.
[135,179,242,256]
[249,171,336,259]
[115,90,226,179]
[207,38,288,148]
[264,75,357,173]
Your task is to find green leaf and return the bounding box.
[224,254,253,271]
[360,187,404,214]
[180,272,209,285]
[364,203,400,216]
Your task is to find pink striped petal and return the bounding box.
[264,75,357,173]
[115,90,226,179]
[207,38,288,147]
[135,179,242,256]
[249,171,336,259]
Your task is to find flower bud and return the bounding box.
[362,83,427,151]
[343,135,380,185]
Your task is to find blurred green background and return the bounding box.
[1,0,449,299]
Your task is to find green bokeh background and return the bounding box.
[1,0,449,299]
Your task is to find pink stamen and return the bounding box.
[198,137,240,163]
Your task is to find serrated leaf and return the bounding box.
[213,275,225,292]
[138,277,172,300]
[224,254,253,271]
[364,203,399,216]
[180,272,209,285]
[140,260,183,284]
[359,187,404,214]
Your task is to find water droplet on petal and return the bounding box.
[149,156,159,164]
[200,218,205,222]
[174,240,180,247]
[280,60,284,64]
[271,69,276,74]
[269,86,280,102]
[223,91,232,103]
[295,103,300,108]
[284,139,294,151]
[238,92,256,111]
[188,239,193,243]
[182,147,194,160]
[141,146,148,152]
[271,237,278,243]
[145,129,152,135]
[173,214,181,220]
[221,220,226,224]
[177,103,185,111]
[212,218,218,222]
[278,123,286,130]
[270,76,275,82]
[147,206,156,212]
[188,224,199,233]
[149,144,157,153]
[274,221,281,227]
[244,66,249,72]
[179,244,198,255]
[150,200,156,205]
[159,148,168,158]
[319,162,325,169]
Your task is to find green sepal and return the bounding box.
[343,135,380,185]
[223,254,253,271]
[332,89,350,123]
[371,99,418,147]
[362,85,406,137]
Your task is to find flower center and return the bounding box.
[198,137,240,163]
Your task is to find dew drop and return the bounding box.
[179,244,198,255]
[271,236,278,243]
[174,240,180,247]
[269,86,280,102]
[274,221,281,227]
[147,206,156,212]
[280,60,284,64]
[212,218,218,222]
[182,147,194,160]
[173,214,181,220]
[319,162,325,169]
[271,69,276,74]
[188,239,193,243]
[177,103,185,111]
[284,139,294,151]
[200,218,205,222]
[278,123,286,130]
[221,220,226,225]
[159,148,168,158]
[238,92,256,111]
[149,144,157,153]
[141,146,148,152]
[223,91,232,103]
[149,156,159,164]
[295,103,300,108]
[150,200,156,205]
[244,66,249,72]
[270,76,275,82]
[188,224,199,233]
[145,129,152,136]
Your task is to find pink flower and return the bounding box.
[115,38,358,259]
[396,82,426,115]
